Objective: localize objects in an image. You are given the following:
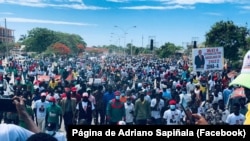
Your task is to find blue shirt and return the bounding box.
[223,88,232,106]
[103,91,115,109]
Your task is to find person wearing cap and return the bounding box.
[134,91,151,125]
[86,87,96,107]
[71,87,81,104]
[34,92,50,132]
[45,97,62,131]
[13,76,24,94]
[163,99,182,125]
[46,89,60,104]
[106,91,125,125]
[120,92,127,103]
[75,92,95,125]
[60,91,77,135]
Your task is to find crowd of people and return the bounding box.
[0,52,249,140]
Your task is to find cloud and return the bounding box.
[0,12,13,15]
[0,0,108,10]
[240,5,250,10]
[160,0,250,5]
[121,4,194,10]
[5,17,97,26]
[203,12,222,16]
[106,0,128,2]
[1,0,249,11]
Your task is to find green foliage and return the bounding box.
[20,27,86,54]
[155,42,182,58]
[205,20,249,61]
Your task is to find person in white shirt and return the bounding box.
[218,99,230,124]
[46,90,60,104]
[0,123,34,141]
[226,103,245,125]
[0,96,53,141]
[124,97,135,125]
[34,92,50,132]
[163,100,182,125]
[150,92,165,125]
[179,88,191,109]
[186,78,195,94]
[208,77,215,92]
[45,122,66,141]
[212,90,223,104]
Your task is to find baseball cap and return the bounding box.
[82,92,88,97]
[169,99,176,105]
[114,91,121,96]
[50,97,56,102]
[41,92,46,97]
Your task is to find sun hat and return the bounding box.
[230,50,250,89]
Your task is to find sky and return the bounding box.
[1,0,250,48]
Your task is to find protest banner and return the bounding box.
[192,47,224,72]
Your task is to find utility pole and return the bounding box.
[142,35,144,48]
[4,18,8,57]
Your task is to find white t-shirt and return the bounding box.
[226,113,245,125]
[163,109,182,125]
[124,102,134,123]
[54,132,66,141]
[45,131,66,141]
[212,92,223,104]
[150,98,164,119]
[186,82,195,94]
[34,100,50,119]
[0,124,34,141]
[179,93,191,107]
[222,109,230,123]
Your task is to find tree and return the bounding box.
[77,43,85,55]
[52,42,71,55]
[22,28,57,53]
[18,34,27,42]
[205,20,249,62]
[20,27,86,54]
[155,42,182,58]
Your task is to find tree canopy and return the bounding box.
[205,20,249,62]
[155,42,183,58]
[19,27,86,55]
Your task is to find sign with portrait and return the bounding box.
[192,47,224,72]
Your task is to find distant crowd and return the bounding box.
[0,53,248,140]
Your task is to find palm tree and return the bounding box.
[18,34,27,42]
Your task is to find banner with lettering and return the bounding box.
[192,47,224,72]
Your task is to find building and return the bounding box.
[0,26,15,44]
